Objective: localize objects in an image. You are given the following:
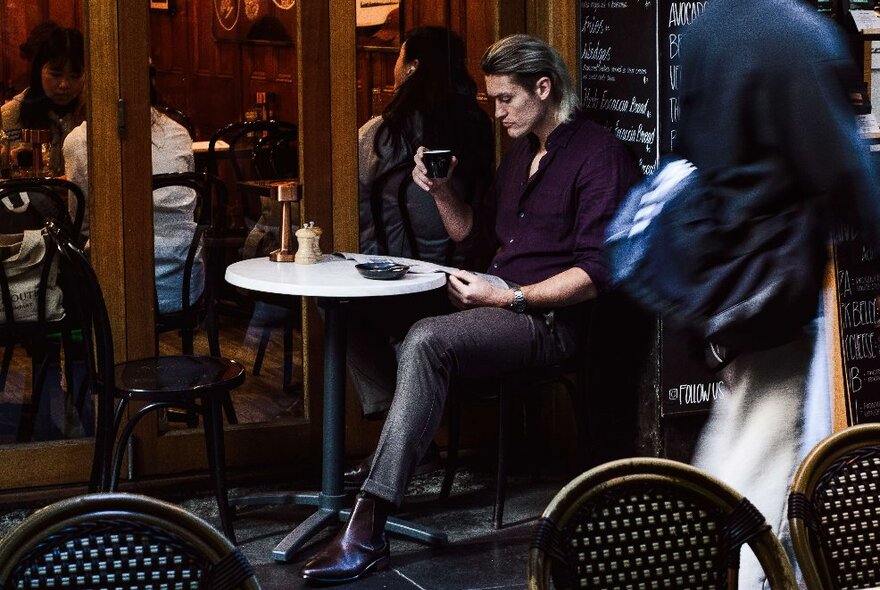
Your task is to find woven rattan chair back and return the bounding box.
[529,458,796,590]
[788,423,880,590]
[0,493,260,590]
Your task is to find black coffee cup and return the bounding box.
[423,149,452,178]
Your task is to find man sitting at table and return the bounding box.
[301,34,640,584]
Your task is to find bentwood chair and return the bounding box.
[207,120,300,392]
[788,423,880,590]
[45,221,245,543]
[0,493,260,589]
[0,182,89,442]
[152,172,221,358]
[441,301,596,529]
[529,458,797,590]
[0,177,85,244]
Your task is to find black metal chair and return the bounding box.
[152,172,221,358]
[45,221,245,543]
[206,121,301,392]
[788,423,880,590]
[0,181,89,442]
[0,492,261,589]
[529,458,797,589]
[441,302,595,530]
[251,128,298,181]
[206,120,298,184]
[0,177,85,244]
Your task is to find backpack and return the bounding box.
[605,156,826,353]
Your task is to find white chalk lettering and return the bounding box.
[840,298,877,329]
[844,332,877,361]
[668,1,708,27]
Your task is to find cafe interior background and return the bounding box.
[0,0,578,502]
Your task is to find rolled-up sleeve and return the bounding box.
[573,139,641,293]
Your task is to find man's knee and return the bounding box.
[400,315,456,359]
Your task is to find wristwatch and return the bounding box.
[510,288,527,313]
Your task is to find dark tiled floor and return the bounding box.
[179,469,565,590]
[0,467,567,589]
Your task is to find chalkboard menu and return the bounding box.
[658,0,708,154]
[578,0,722,422]
[832,216,880,424]
[656,0,721,416]
[579,0,659,175]
[660,331,725,416]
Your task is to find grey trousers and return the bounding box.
[693,322,827,589]
[345,290,452,417]
[361,305,579,506]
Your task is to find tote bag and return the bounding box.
[0,229,64,323]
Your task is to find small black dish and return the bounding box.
[355,261,410,280]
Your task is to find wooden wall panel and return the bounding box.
[354,0,495,130]
[148,0,297,140]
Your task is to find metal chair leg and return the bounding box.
[494,390,511,530]
[252,326,271,376]
[440,390,461,500]
[203,394,235,544]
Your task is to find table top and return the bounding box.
[192,139,229,154]
[225,256,446,298]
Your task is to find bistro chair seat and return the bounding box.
[43,221,245,544]
[529,457,797,590]
[110,355,245,542]
[788,423,880,590]
[0,492,260,590]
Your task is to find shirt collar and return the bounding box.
[528,112,583,153]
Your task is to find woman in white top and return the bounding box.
[63,74,204,315]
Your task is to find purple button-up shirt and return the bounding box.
[484,115,640,293]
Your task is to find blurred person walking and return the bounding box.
[676,0,880,587]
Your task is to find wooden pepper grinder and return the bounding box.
[269,181,299,262]
[294,225,318,264]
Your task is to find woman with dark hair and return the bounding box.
[1,26,85,177]
[344,27,494,479]
[359,25,493,267]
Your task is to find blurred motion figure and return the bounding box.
[677,0,880,587]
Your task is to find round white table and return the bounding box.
[225,256,447,562]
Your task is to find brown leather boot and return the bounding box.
[300,494,391,583]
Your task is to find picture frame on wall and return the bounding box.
[150,0,175,13]
[356,0,403,49]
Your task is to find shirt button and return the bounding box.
[493,263,499,269]
[518,211,525,218]
[509,238,514,244]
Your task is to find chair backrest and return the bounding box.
[251,129,298,181]
[41,221,116,489]
[0,492,260,589]
[529,458,797,590]
[206,120,298,181]
[0,177,84,243]
[788,423,880,590]
[152,172,212,318]
[155,104,196,140]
